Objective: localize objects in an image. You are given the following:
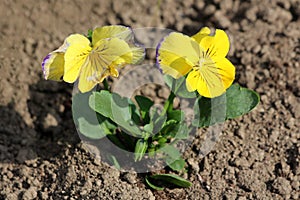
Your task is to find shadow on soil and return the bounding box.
[0,80,80,164]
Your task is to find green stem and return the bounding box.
[103,78,110,91]
[162,91,176,116]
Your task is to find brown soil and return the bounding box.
[0,0,299,199]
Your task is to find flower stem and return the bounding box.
[103,78,110,91]
[162,91,176,115]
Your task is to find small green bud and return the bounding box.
[134,139,148,161]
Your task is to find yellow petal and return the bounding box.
[192,27,211,43]
[93,37,133,66]
[198,66,225,98]
[200,29,230,58]
[42,52,64,81]
[163,57,193,79]
[129,46,145,64]
[78,61,97,93]
[66,34,90,45]
[92,25,145,64]
[78,63,117,93]
[186,69,201,92]
[42,34,89,81]
[193,65,225,98]
[77,38,136,93]
[109,66,119,77]
[190,57,235,98]
[63,36,91,83]
[98,70,111,83]
[55,34,91,53]
[92,25,132,46]
[213,57,235,89]
[157,32,199,78]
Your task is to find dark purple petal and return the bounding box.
[155,33,172,73]
[41,54,51,79]
[42,54,50,70]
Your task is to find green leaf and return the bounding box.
[90,91,143,137]
[161,109,189,140]
[86,29,93,43]
[193,94,226,127]
[166,157,186,171]
[135,95,154,123]
[134,138,148,161]
[160,144,181,160]
[143,123,153,133]
[89,90,113,119]
[130,104,141,126]
[160,144,187,171]
[164,75,196,98]
[72,91,116,139]
[147,108,167,135]
[157,137,168,145]
[226,84,260,118]
[160,121,189,139]
[163,119,178,127]
[153,115,167,135]
[111,92,132,121]
[173,123,189,139]
[142,108,167,136]
[148,174,192,188]
[193,84,260,127]
[145,176,164,190]
[167,110,184,122]
[107,154,121,170]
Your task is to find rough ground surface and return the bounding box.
[0,0,299,199]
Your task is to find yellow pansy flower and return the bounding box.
[156,27,235,98]
[42,25,145,92]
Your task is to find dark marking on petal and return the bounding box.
[41,54,51,70]
[205,48,210,57]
